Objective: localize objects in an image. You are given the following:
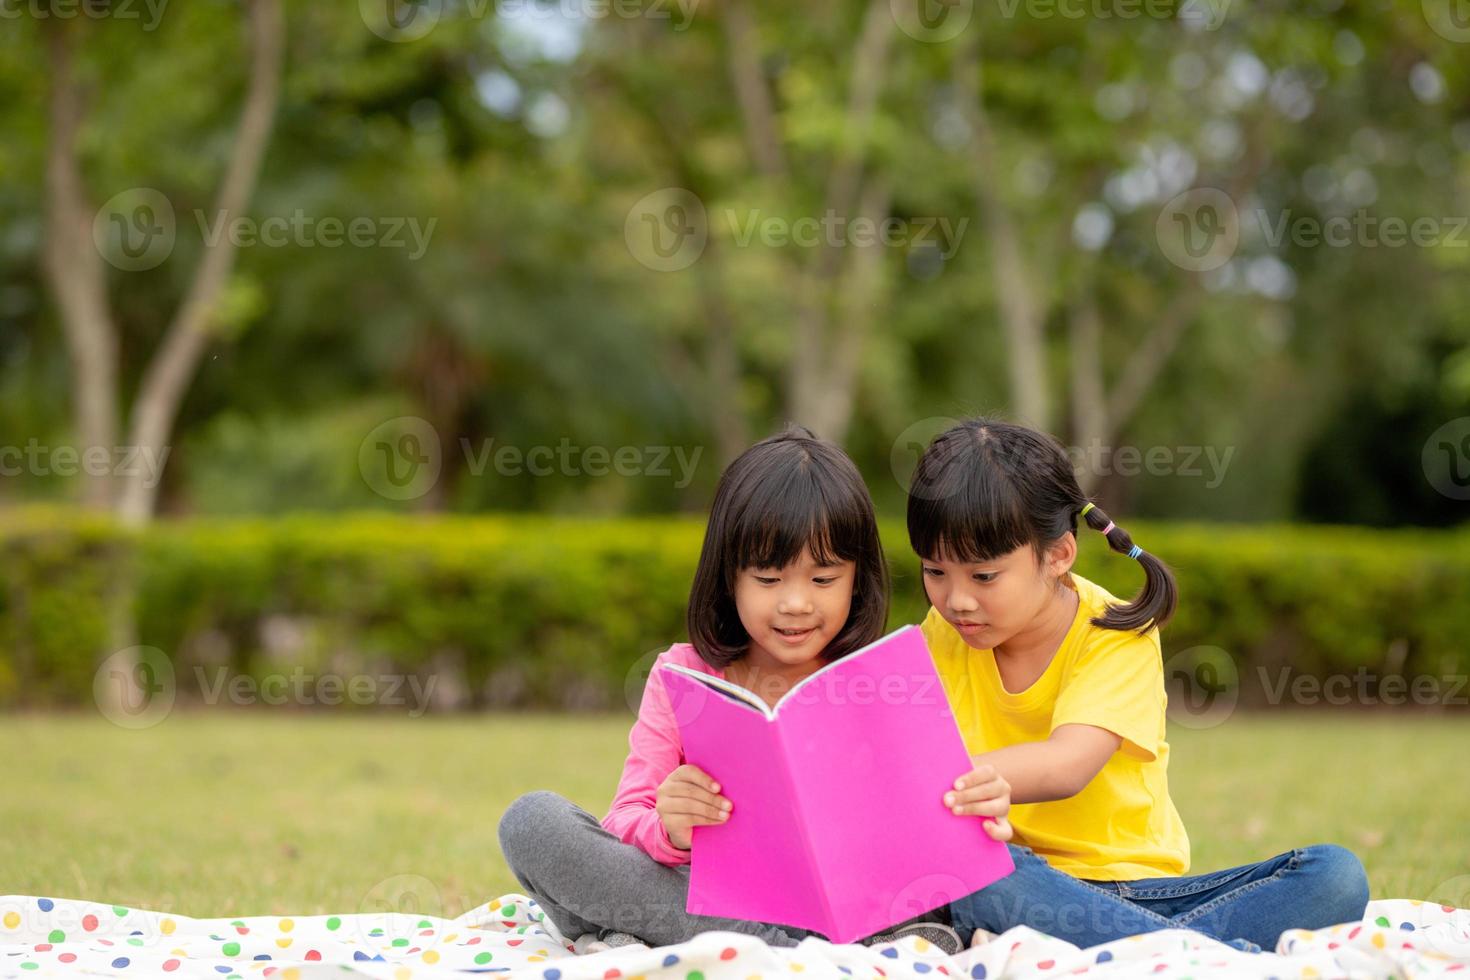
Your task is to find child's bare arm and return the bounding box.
[967,724,1122,805]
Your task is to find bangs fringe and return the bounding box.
[727,464,863,572]
[907,433,1034,563]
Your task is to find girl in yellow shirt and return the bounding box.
[909,418,1368,952]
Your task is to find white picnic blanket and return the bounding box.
[3,893,1468,978]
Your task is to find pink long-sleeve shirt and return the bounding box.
[601,643,724,865]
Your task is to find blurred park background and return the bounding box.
[1,0,1469,916]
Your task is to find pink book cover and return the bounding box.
[658,625,1014,944]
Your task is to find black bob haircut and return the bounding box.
[906,418,1177,634]
[686,424,890,669]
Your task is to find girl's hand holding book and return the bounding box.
[943,764,1014,842]
[657,764,733,850]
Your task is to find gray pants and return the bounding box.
[497,790,817,947]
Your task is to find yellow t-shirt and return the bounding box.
[922,573,1190,880]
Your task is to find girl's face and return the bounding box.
[920,536,1075,651]
[733,546,856,670]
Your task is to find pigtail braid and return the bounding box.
[1078,502,1177,633]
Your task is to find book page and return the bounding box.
[658,666,832,935]
[660,663,771,717]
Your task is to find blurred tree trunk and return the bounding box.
[42,0,284,526]
[1068,129,1268,494]
[782,0,895,443]
[722,0,897,444]
[40,0,284,718]
[42,21,119,510]
[954,34,1050,432]
[604,66,753,466]
[1070,285,1202,495]
[118,0,284,525]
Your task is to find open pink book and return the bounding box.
[659,625,1014,944]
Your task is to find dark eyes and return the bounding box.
[753,575,839,585]
[922,567,997,583]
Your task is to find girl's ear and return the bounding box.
[1045,532,1077,580]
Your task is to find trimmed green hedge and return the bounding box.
[1,507,1466,709]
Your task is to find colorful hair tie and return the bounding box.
[1128,545,1143,560]
[1100,521,1115,536]
[1080,502,1096,518]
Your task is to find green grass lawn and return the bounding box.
[4,712,1468,919]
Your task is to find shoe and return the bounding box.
[598,931,650,950]
[862,922,964,956]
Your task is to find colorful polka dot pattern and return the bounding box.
[1,895,1466,978]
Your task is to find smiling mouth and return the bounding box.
[774,626,815,637]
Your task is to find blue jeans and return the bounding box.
[949,843,1369,952]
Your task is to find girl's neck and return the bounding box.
[727,646,825,709]
[995,576,1079,665]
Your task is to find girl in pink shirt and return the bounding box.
[498,425,1010,952]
